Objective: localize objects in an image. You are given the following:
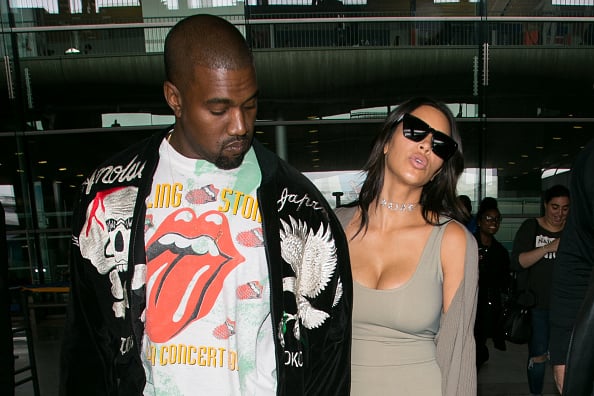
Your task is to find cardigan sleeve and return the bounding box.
[436,227,479,396]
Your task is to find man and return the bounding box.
[59,14,352,395]
[550,138,594,395]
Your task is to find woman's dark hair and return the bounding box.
[476,197,499,221]
[354,97,466,236]
[543,184,570,203]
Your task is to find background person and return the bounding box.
[550,139,594,395]
[336,97,478,396]
[59,14,352,396]
[511,184,570,396]
[457,194,477,233]
[473,197,511,369]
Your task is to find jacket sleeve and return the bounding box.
[305,209,353,395]
[59,197,117,396]
[550,141,594,368]
[436,228,479,396]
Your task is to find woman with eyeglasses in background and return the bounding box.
[511,184,570,396]
[336,97,478,395]
[473,197,511,370]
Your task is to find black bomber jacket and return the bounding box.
[59,129,352,395]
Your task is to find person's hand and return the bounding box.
[553,364,565,394]
[544,238,560,254]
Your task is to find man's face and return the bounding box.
[165,65,258,169]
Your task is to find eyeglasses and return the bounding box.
[483,215,502,224]
[396,113,458,161]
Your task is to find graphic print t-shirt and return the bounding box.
[530,222,563,310]
[142,138,276,396]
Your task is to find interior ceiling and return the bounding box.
[2,45,594,195]
[16,46,594,120]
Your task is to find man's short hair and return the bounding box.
[164,14,254,87]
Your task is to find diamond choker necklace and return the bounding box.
[380,198,418,212]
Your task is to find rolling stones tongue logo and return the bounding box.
[145,208,245,342]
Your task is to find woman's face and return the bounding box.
[478,208,501,236]
[383,105,451,188]
[544,196,570,228]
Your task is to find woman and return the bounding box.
[336,97,478,395]
[473,197,511,369]
[511,184,570,396]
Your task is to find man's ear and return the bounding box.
[164,81,182,118]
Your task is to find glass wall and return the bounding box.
[1,0,593,285]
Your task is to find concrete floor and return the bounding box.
[12,315,560,396]
[477,340,559,396]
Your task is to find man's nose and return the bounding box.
[228,108,247,136]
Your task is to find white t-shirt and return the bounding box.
[142,137,276,396]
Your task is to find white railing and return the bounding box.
[2,16,594,58]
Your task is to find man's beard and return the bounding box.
[214,135,251,170]
[215,151,247,170]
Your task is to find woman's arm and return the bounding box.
[441,221,467,312]
[511,219,537,270]
[518,237,559,269]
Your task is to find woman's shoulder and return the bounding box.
[513,217,539,237]
[439,219,478,265]
[438,217,469,236]
[441,219,470,244]
[525,217,540,228]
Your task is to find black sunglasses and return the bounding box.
[395,113,458,161]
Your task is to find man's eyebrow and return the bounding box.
[205,91,259,106]
[205,98,232,105]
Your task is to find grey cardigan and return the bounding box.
[335,206,478,396]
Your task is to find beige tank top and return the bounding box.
[352,223,445,367]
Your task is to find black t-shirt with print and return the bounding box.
[511,218,563,310]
